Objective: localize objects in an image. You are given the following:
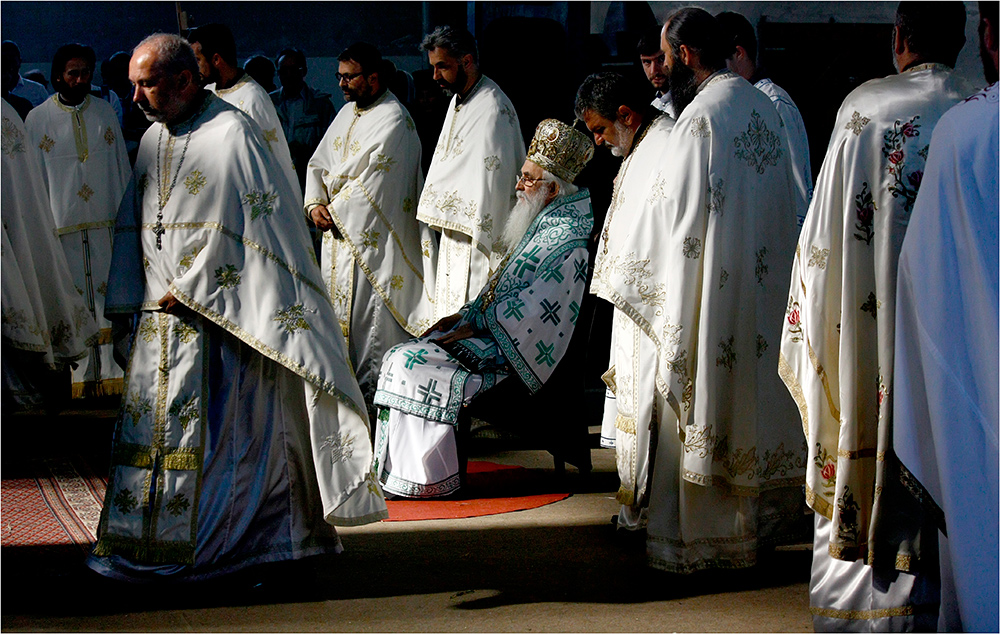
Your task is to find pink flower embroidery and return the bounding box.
[888,150,904,165]
[907,170,923,188]
[901,122,918,137]
[821,463,836,481]
[788,308,801,326]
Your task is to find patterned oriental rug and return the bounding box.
[1,457,105,551]
[384,461,571,521]
[1,459,570,546]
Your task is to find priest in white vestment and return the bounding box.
[717,11,813,227]
[893,14,999,631]
[417,26,526,318]
[2,99,99,408]
[87,34,386,582]
[25,43,131,399]
[595,8,809,573]
[187,24,300,206]
[574,71,676,519]
[305,43,437,417]
[373,119,594,499]
[777,3,970,629]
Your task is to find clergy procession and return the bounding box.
[1,2,996,631]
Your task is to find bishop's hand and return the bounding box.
[422,313,462,338]
[432,323,474,345]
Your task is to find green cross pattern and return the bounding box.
[513,245,542,278]
[535,341,556,367]
[503,298,525,321]
[404,348,429,369]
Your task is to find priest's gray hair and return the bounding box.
[421,25,479,65]
[574,71,649,123]
[135,33,199,77]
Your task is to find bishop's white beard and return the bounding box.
[500,185,550,253]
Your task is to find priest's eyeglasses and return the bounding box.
[516,174,548,188]
[336,71,365,82]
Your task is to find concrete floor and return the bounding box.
[2,408,813,632]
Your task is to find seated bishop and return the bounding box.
[372,119,595,499]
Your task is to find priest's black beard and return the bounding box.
[57,82,91,106]
[668,60,698,117]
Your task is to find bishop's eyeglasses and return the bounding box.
[516,174,548,188]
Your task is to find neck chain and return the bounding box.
[153,125,192,249]
[601,116,657,256]
[152,96,210,249]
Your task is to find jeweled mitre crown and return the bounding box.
[526,118,594,184]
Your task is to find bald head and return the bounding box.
[129,34,202,125]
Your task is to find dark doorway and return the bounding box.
[759,20,896,180]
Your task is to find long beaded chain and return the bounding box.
[153,122,193,250]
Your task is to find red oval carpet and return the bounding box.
[383,461,571,521]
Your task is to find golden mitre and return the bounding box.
[526,118,594,184]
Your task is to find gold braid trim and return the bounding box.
[809,604,938,620]
[414,213,492,257]
[92,533,195,565]
[805,483,835,519]
[167,285,369,424]
[56,219,115,235]
[141,221,327,298]
[778,352,809,440]
[615,414,636,434]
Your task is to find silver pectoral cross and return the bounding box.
[153,220,165,250]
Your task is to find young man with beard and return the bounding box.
[24,43,131,400]
[187,23,298,204]
[372,119,593,499]
[304,42,438,422]
[596,7,808,574]
[416,26,526,321]
[636,25,673,117]
[574,71,675,482]
[778,2,971,630]
[87,33,386,582]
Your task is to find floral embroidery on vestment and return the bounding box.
[214,264,241,289]
[716,335,736,371]
[374,153,395,172]
[184,170,206,195]
[690,116,711,138]
[845,111,871,135]
[273,303,312,333]
[682,237,702,259]
[734,109,782,174]
[854,182,876,244]
[2,116,26,155]
[808,245,830,269]
[244,190,278,220]
[755,246,769,286]
[882,115,924,214]
[168,396,200,431]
